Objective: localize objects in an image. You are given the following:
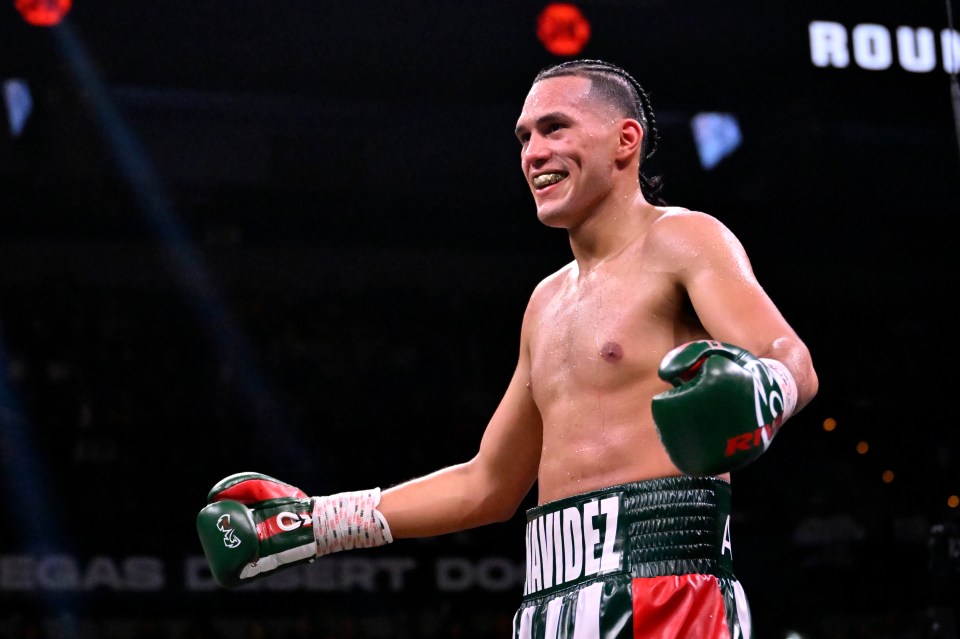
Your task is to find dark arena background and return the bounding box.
[1,1,959,638]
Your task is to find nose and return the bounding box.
[522,133,550,166]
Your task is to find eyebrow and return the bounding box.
[514,111,570,137]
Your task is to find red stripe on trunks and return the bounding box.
[631,574,730,639]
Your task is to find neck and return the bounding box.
[568,190,657,271]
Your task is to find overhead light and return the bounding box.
[15,0,73,27]
[690,112,742,170]
[536,3,591,56]
[3,79,33,137]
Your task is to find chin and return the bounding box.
[537,213,570,229]
[535,204,573,229]
[536,213,568,229]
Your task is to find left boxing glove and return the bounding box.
[196,472,392,588]
[651,340,798,476]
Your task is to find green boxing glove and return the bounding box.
[196,472,393,588]
[651,340,798,476]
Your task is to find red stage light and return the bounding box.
[15,0,73,27]
[536,3,591,57]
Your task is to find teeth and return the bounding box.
[534,173,567,188]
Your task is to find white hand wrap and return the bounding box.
[311,488,393,557]
[760,358,798,422]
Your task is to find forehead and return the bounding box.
[517,75,599,125]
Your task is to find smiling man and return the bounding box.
[198,59,818,639]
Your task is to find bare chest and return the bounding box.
[529,271,672,399]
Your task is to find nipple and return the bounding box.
[600,341,623,363]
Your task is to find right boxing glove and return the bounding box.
[196,472,393,588]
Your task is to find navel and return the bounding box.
[600,341,623,363]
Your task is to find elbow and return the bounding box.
[490,502,523,524]
[792,343,819,411]
[475,489,527,525]
[770,336,819,412]
[476,477,533,525]
[801,362,819,409]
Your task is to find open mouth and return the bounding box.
[533,172,568,189]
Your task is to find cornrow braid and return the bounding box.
[533,59,665,205]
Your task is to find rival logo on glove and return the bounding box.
[724,359,785,458]
[253,509,314,541]
[216,514,242,549]
[276,511,312,532]
[725,422,781,457]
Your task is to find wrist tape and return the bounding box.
[312,488,393,557]
[759,358,798,422]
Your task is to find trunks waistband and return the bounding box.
[521,476,735,600]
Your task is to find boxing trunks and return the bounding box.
[512,476,752,639]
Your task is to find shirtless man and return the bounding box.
[197,59,818,639]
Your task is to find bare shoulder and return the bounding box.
[518,261,574,345]
[528,261,574,308]
[644,206,744,265]
[648,206,733,242]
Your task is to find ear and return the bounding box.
[616,118,644,163]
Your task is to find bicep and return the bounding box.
[378,355,542,536]
[680,220,818,407]
[472,353,543,508]
[684,222,801,355]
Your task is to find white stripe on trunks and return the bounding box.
[572,582,603,639]
[515,605,534,639]
[544,595,562,638]
[514,581,604,639]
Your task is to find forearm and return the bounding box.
[379,459,522,539]
[762,336,819,413]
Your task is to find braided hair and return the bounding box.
[533,59,665,205]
